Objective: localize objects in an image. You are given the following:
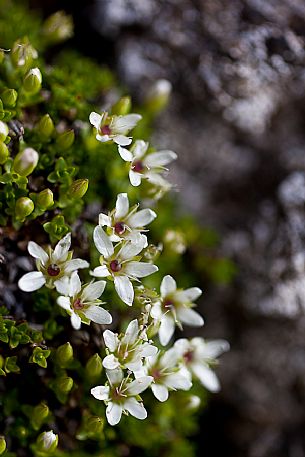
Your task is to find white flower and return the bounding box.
[102,319,157,372]
[174,337,230,393]
[138,347,192,402]
[56,271,112,330]
[91,367,153,426]
[118,139,177,188]
[98,192,156,244]
[18,233,89,293]
[92,228,158,306]
[89,111,142,146]
[151,275,204,346]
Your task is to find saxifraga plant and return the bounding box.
[0,4,233,457]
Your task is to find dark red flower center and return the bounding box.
[151,368,162,381]
[73,298,84,310]
[100,124,111,135]
[163,299,174,310]
[110,259,122,272]
[47,264,61,277]
[183,350,194,364]
[132,160,145,173]
[114,221,126,235]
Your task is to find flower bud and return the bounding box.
[56,129,74,150]
[33,403,49,423]
[42,11,73,45]
[0,436,6,455]
[85,416,104,434]
[85,353,103,378]
[23,68,42,94]
[0,121,9,142]
[11,40,38,70]
[145,79,172,113]
[56,376,73,394]
[56,342,73,367]
[13,147,39,176]
[37,114,54,139]
[112,96,131,115]
[1,88,18,107]
[68,179,88,199]
[36,430,58,452]
[15,197,34,220]
[0,142,9,164]
[36,189,54,210]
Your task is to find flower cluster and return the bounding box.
[16,105,229,432]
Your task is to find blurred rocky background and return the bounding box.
[30,0,305,455]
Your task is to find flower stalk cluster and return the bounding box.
[17,102,229,435]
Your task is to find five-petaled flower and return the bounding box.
[102,319,157,372]
[98,192,156,245]
[89,111,142,146]
[118,139,177,187]
[56,271,112,330]
[91,367,153,426]
[174,337,230,393]
[92,228,158,306]
[18,233,89,293]
[151,275,204,346]
[137,347,192,402]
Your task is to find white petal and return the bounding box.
[64,258,89,273]
[69,271,82,296]
[150,302,162,319]
[106,402,122,426]
[57,296,71,311]
[82,281,106,301]
[192,363,221,392]
[52,233,71,262]
[159,315,175,346]
[177,308,204,327]
[112,114,142,133]
[103,354,120,370]
[175,287,202,303]
[144,151,177,167]
[146,172,170,188]
[122,319,138,346]
[205,339,230,358]
[151,383,169,402]
[160,275,177,298]
[114,275,134,306]
[91,385,109,401]
[174,338,190,356]
[54,276,70,295]
[163,373,192,391]
[96,134,110,142]
[103,330,119,352]
[89,111,102,128]
[159,347,180,368]
[99,213,111,227]
[84,305,112,325]
[28,241,48,265]
[123,398,147,420]
[91,265,110,277]
[133,140,147,158]
[71,312,82,330]
[18,271,45,292]
[118,237,146,260]
[118,146,133,162]
[124,261,158,278]
[126,376,153,395]
[129,170,142,187]
[125,359,142,372]
[138,343,158,358]
[127,209,157,228]
[114,135,132,146]
[115,193,129,220]
[93,226,114,258]
[106,367,123,386]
